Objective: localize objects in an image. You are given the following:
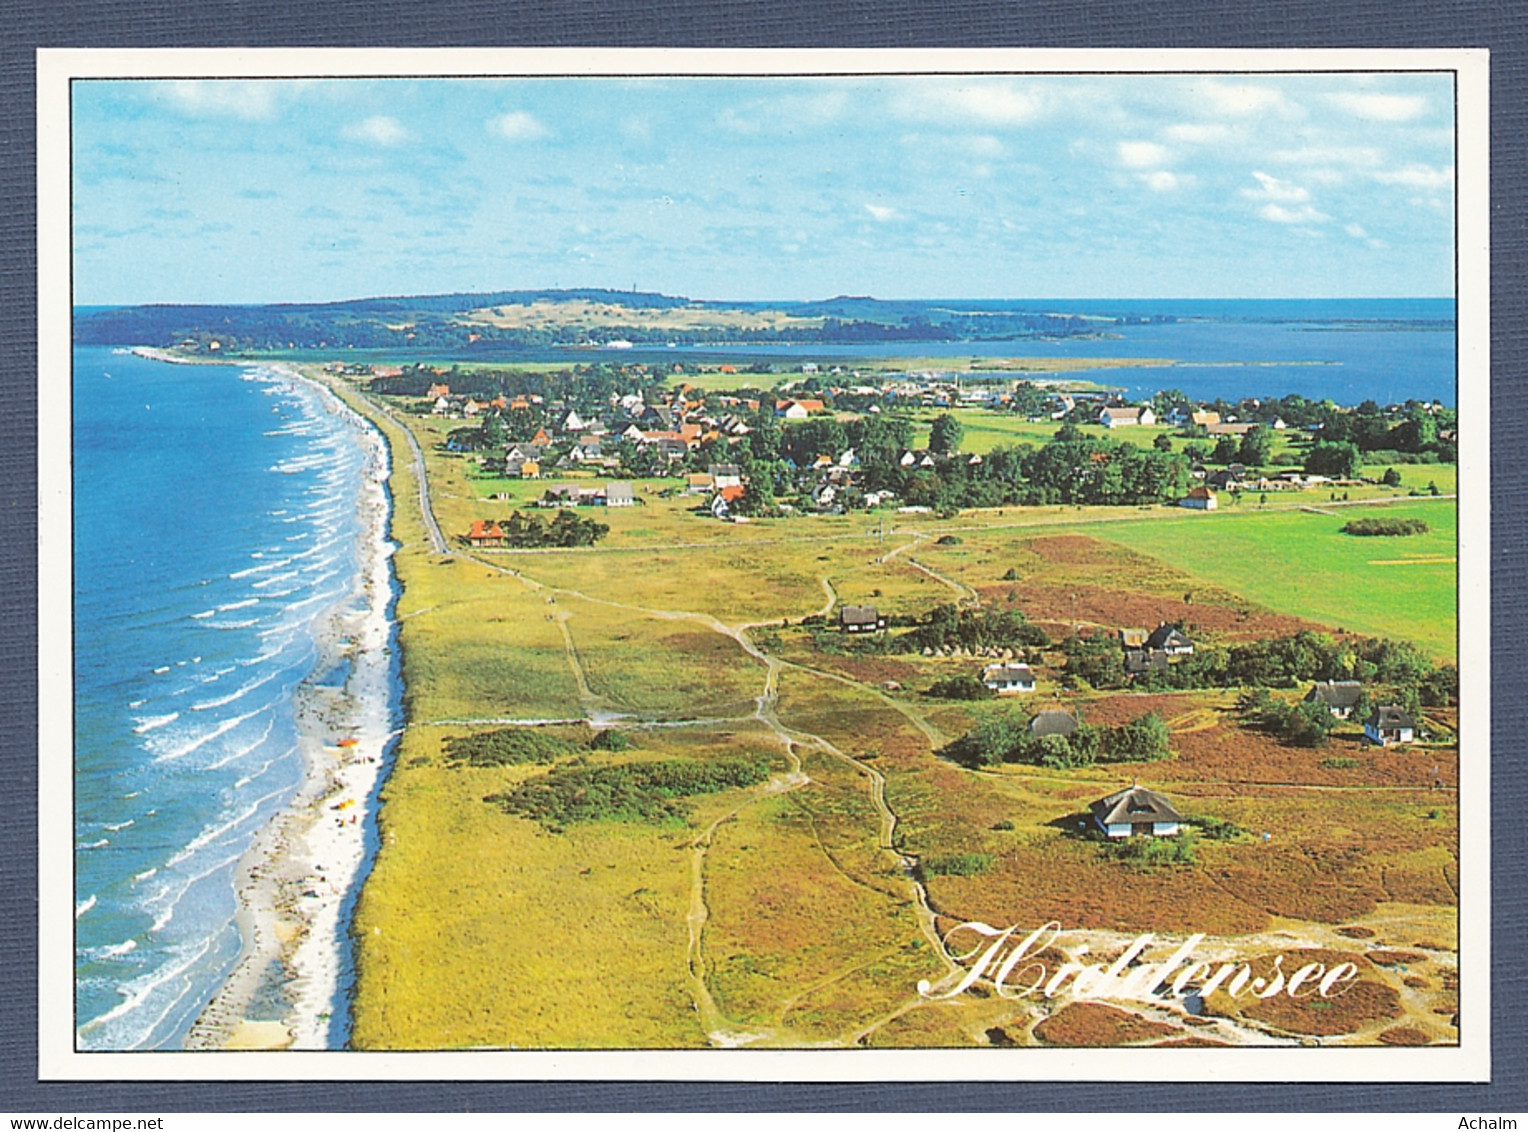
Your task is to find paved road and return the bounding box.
[368,396,448,554]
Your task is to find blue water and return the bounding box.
[72,346,372,1050]
[611,299,1459,407]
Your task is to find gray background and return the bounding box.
[3,0,1521,1112]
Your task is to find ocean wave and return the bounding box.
[79,839,109,850]
[133,868,157,882]
[190,610,215,620]
[162,785,286,872]
[250,570,299,590]
[190,668,278,712]
[133,712,180,735]
[209,619,259,630]
[128,699,146,708]
[152,666,170,675]
[216,598,259,613]
[76,895,97,919]
[102,819,134,832]
[96,940,138,961]
[151,704,268,764]
[76,932,217,1049]
[229,557,292,580]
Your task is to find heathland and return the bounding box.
[298,355,1460,1053]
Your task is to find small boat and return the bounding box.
[336,737,359,748]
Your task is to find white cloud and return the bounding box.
[343,116,411,147]
[890,80,1042,127]
[1242,171,1310,203]
[1345,223,1368,238]
[1374,163,1455,189]
[1260,203,1329,225]
[1118,141,1170,168]
[966,134,1005,157]
[1163,122,1234,145]
[1191,80,1290,117]
[1271,145,1384,168]
[162,80,284,121]
[864,203,898,222]
[488,111,550,141]
[1327,91,1428,122]
[1141,171,1180,192]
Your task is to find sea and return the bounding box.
[71,345,375,1050]
[670,299,1459,407]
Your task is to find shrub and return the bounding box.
[1102,830,1198,867]
[485,757,772,830]
[1320,756,1362,769]
[926,675,997,701]
[442,725,591,767]
[920,852,993,878]
[935,534,964,545]
[1341,517,1429,537]
[1189,815,1247,841]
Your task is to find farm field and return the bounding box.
[329,370,1460,1052]
[1088,499,1458,660]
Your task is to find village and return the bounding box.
[337,357,1455,539]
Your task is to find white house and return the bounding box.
[1145,624,1195,656]
[605,481,635,507]
[1100,405,1156,428]
[981,662,1036,695]
[1365,705,1417,745]
[1307,680,1364,719]
[1089,785,1184,839]
[1179,485,1218,511]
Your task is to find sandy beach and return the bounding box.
[182,362,399,1051]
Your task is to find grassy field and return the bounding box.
[1088,498,1458,660]
[325,368,1460,1051]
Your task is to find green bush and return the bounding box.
[1102,830,1198,867]
[926,675,997,701]
[442,725,592,767]
[1341,517,1429,537]
[919,852,993,878]
[1320,756,1362,769]
[485,757,772,830]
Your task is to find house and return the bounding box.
[686,473,717,495]
[1307,680,1364,719]
[1029,710,1078,738]
[1145,624,1194,656]
[605,481,635,508]
[1089,785,1184,839]
[708,464,742,490]
[1179,485,1218,511]
[981,662,1036,695]
[1119,628,1148,648]
[561,410,586,433]
[427,383,451,400]
[466,520,506,548]
[1124,649,1170,676]
[776,398,826,419]
[1191,410,1220,428]
[1207,421,1258,437]
[710,493,732,519]
[504,458,540,479]
[532,428,552,446]
[1099,405,1156,428]
[1206,469,1243,491]
[839,605,886,633]
[542,484,581,508]
[1365,705,1417,746]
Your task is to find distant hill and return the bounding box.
[72,288,1120,353]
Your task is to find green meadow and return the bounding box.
[1088,498,1458,660]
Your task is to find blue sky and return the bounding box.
[71,72,1456,305]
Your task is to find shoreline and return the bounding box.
[179,359,401,1051]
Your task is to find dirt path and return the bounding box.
[356,392,449,555]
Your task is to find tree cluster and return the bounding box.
[945,711,1172,770]
[487,509,610,548]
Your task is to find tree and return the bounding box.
[1238,426,1273,467]
[1211,436,1241,464]
[1382,467,1403,487]
[929,413,964,455]
[1305,440,1362,479]
[1153,433,1174,452]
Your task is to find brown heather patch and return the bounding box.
[1152,1035,1233,1047]
[1336,926,1377,939]
[997,582,1326,646]
[1166,723,1457,790]
[1211,949,1402,1037]
[809,655,928,688]
[1404,976,1429,989]
[1378,1026,1431,1046]
[1033,1002,1179,1046]
[1366,950,1426,966]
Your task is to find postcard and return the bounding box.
[37,47,1489,1081]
